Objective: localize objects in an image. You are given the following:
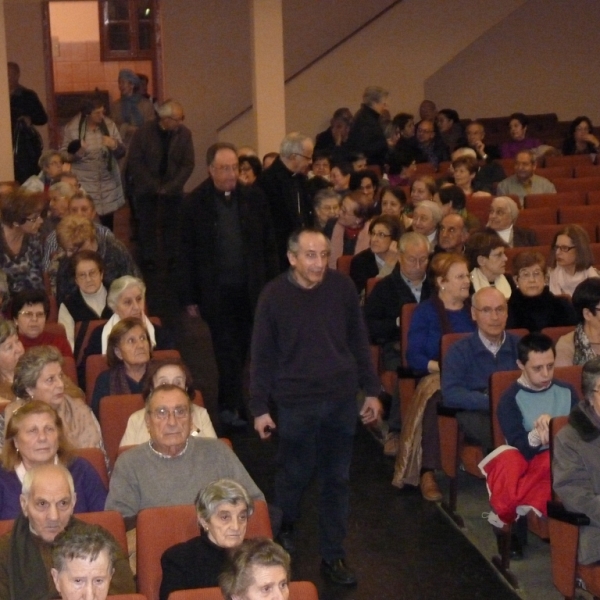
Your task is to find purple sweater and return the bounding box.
[249,269,380,416]
[0,457,107,519]
[500,137,541,159]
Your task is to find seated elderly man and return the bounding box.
[51,524,119,600]
[0,463,134,599]
[411,200,442,246]
[465,120,501,162]
[441,287,520,451]
[487,196,537,248]
[106,384,264,525]
[220,538,291,600]
[364,232,433,456]
[496,150,556,206]
[409,120,450,168]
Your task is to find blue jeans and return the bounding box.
[275,396,357,560]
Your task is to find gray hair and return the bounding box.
[279,133,312,159]
[287,228,330,255]
[22,463,74,498]
[582,357,600,404]
[49,182,75,200]
[451,147,477,160]
[195,479,254,524]
[415,200,443,225]
[398,231,431,254]
[107,276,146,311]
[13,346,63,399]
[52,523,118,573]
[38,150,62,170]
[516,149,536,164]
[313,188,340,210]
[362,86,389,106]
[157,100,183,119]
[492,196,519,222]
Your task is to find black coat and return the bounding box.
[178,178,279,321]
[512,226,538,248]
[257,157,312,271]
[159,535,227,600]
[364,263,432,345]
[507,286,577,332]
[346,104,388,167]
[350,248,379,295]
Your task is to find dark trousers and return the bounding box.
[275,396,357,561]
[137,193,182,262]
[99,213,114,231]
[205,285,253,414]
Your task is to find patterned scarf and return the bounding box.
[573,323,598,365]
[78,114,113,171]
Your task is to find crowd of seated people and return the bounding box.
[3,86,600,597]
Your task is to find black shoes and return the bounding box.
[496,532,524,560]
[277,523,296,554]
[321,558,358,586]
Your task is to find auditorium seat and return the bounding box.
[536,166,573,180]
[530,222,596,246]
[553,177,600,193]
[336,255,353,276]
[574,164,600,178]
[587,190,600,205]
[559,205,600,227]
[73,447,109,489]
[515,206,556,227]
[524,191,586,210]
[545,154,594,168]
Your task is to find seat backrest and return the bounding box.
[559,204,600,225]
[553,365,583,400]
[99,394,145,468]
[575,164,600,178]
[489,369,521,448]
[73,447,109,489]
[536,166,573,180]
[549,414,570,496]
[74,319,107,366]
[86,349,181,405]
[541,325,575,345]
[400,303,417,368]
[524,191,586,210]
[545,154,594,168]
[168,581,318,600]
[336,254,353,275]
[44,322,67,338]
[504,245,551,275]
[587,190,600,205]
[516,206,556,227]
[136,500,272,600]
[554,176,600,193]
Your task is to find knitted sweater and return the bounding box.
[249,270,380,417]
[105,437,264,517]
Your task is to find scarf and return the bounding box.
[119,93,144,128]
[108,362,146,396]
[573,323,598,366]
[328,221,370,269]
[549,266,599,297]
[78,114,113,172]
[101,313,157,354]
[8,513,49,600]
[470,268,512,299]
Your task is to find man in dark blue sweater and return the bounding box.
[249,228,381,586]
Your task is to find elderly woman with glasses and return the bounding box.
[0,188,45,296]
[508,250,577,332]
[349,214,402,298]
[21,150,65,193]
[159,479,254,600]
[548,224,599,298]
[465,229,515,299]
[54,215,140,304]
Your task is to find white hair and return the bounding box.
[492,196,519,222]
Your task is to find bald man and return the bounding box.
[441,288,520,450]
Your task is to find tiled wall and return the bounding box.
[52,39,153,107]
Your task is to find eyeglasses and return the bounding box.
[212,164,239,174]
[518,270,544,280]
[402,256,428,266]
[76,269,100,280]
[24,214,42,223]
[473,306,507,316]
[417,128,434,134]
[370,231,391,239]
[294,153,312,161]
[554,245,576,253]
[18,310,45,320]
[150,406,189,421]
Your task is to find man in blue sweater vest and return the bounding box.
[442,287,520,450]
[249,228,382,586]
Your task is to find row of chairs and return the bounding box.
[0,500,311,600]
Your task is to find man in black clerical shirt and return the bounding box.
[178,143,278,429]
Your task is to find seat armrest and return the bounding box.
[547,500,590,526]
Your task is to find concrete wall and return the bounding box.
[425,0,600,123]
